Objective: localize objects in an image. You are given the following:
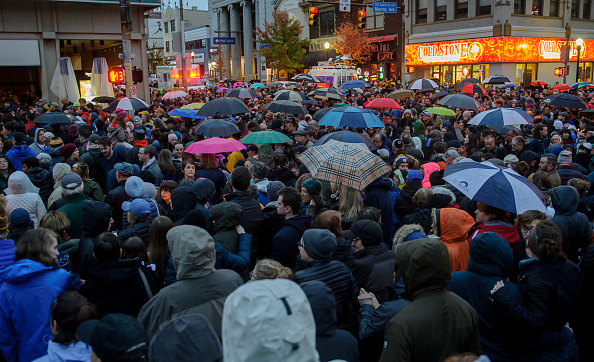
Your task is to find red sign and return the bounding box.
[461,67,470,77]
[505,37,593,62]
[108,68,125,84]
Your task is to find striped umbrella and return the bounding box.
[468,108,533,126]
[482,75,512,84]
[105,97,149,112]
[408,78,439,91]
[273,90,308,102]
[226,88,260,99]
[459,83,486,95]
[571,82,594,89]
[298,140,391,191]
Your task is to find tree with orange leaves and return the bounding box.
[332,19,373,65]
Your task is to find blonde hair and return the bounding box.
[252,259,293,280]
[339,186,363,220]
[39,211,71,233]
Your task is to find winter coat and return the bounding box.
[121,196,160,230]
[214,233,252,274]
[301,281,359,362]
[270,215,312,269]
[433,208,475,273]
[380,238,481,362]
[448,232,522,362]
[0,239,16,290]
[77,201,112,279]
[79,258,161,318]
[47,163,71,209]
[212,202,243,253]
[400,208,432,234]
[351,245,396,304]
[195,168,227,205]
[422,162,441,188]
[33,341,93,362]
[550,186,593,263]
[394,183,422,221]
[364,177,395,246]
[574,244,594,361]
[528,136,550,155]
[0,259,72,362]
[224,191,264,260]
[26,167,53,206]
[137,226,243,339]
[171,186,197,225]
[79,145,105,191]
[141,157,162,186]
[105,180,131,231]
[5,192,46,228]
[331,237,356,268]
[82,179,105,202]
[117,222,151,245]
[258,202,285,259]
[58,193,90,239]
[6,144,37,171]
[267,166,296,187]
[557,164,585,185]
[469,220,521,249]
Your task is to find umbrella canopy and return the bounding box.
[318,106,384,128]
[468,108,533,126]
[92,96,115,103]
[194,119,240,137]
[339,80,371,89]
[312,107,333,121]
[303,98,318,105]
[266,81,283,89]
[273,90,308,102]
[438,94,480,110]
[168,108,206,119]
[233,81,243,88]
[572,82,594,89]
[240,130,293,144]
[309,88,346,101]
[458,78,480,85]
[292,73,322,82]
[431,91,450,101]
[298,140,391,191]
[531,80,548,86]
[541,93,588,109]
[181,102,205,109]
[184,137,246,154]
[105,97,149,112]
[482,75,512,84]
[425,107,456,116]
[250,83,265,89]
[388,89,414,100]
[552,83,571,91]
[197,97,250,117]
[314,130,377,151]
[408,78,439,92]
[226,88,260,99]
[162,91,188,100]
[34,112,76,124]
[364,98,402,110]
[580,109,594,120]
[459,83,486,96]
[443,160,546,214]
[265,100,307,115]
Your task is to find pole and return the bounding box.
[576,45,581,83]
[563,24,570,85]
[120,0,133,98]
[179,0,186,91]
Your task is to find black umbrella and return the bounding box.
[438,94,480,110]
[580,109,594,120]
[541,93,588,109]
[309,88,345,101]
[92,96,116,103]
[482,75,512,84]
[105,97,150,112]
[197,97,250,117]
[312,107,333,121]
[455,78,480,90]
[266,81,283,89]
[34,112,76,125]
[292,73,323,82]
[225,88,260,99]
[303,98,318,105]
[314,130,378,151]
[193,119,240,137]
[273,90,308,102]
[431,91,450,101]
[265,100,307,115]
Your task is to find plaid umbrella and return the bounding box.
[298,140,391,191]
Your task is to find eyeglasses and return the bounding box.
[521,226,534,234]
[297,241,304,248]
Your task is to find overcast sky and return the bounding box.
[159,0,208,10]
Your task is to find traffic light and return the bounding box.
[309,7,318,26]
[554,67,564,77]
[108,68,125,84]
[358,10,367,29]
[132,68,143,84]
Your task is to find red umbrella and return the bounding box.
[184,137,246,154]
[459,83,487,96]
[552,84,571,91]
[531,80,547,86]
[364,98,402,110]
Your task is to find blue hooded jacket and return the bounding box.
[0,259,71,361]
[6,144,37,171]
[364,177,395,246]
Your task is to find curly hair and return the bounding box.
[528,220,566,263]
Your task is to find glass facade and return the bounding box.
[430,64,490,85]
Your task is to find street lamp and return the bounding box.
[576,37,583,83]
[324,42,330,63]
[211,61,217,80]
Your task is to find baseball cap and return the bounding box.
[114,162,133,176]
[122,198,151,217]
[342,220,383,247]
[88,134,100,144]
[76,313,149,362]
[9,208,33,228]
[61,173,83,191]
[407,169,423,182]
[293,129,307,136]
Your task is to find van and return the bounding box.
[308,66,358,88]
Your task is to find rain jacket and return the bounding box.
[469,220,521,249]
[350,245,396,304]
[433,208,476,272]
[212,202,251,280]
[412,120,427,155]
[77,201,112,279]
[380,238,481,362]
[0,260,72,362]
[28,128,47,155]
[171,186,197,225]
[270,215,312,269]
[25,167,53,205]
[58,193,90,239]
[0,239,16,290]
[47,163,71,208]
[364,177,395,245]
[6,144,36,171]
[33,341,93,362]
[224,190,264,257]
[137,225,243,338]
[421,162,441,189]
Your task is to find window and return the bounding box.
[571,0,578,17]
[477,0,491,15]
[514,0,525,14]
[455,0,468,18]
[165,41,170,53]
[319,10,334,37]
[170,20,176,32]
[584,0,592,18]
[366,7,384,30]
[531,0,543,15]
[435,0,447,21]
[186,39,206,49]
[416,0,428,24]
[164,22,168,33]
[549,0,560,16]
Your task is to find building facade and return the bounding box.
[185,25,211,80]
[162,5,209,61]
[404,0,594,86]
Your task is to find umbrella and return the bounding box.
[482,75,512,84]
[194,119,240,137]
[314,130,377,151]
[443,160,546,214]
[168,108,205,119]
[226,88,260,99]
[266,81,282,89]
[298,140,391,191]
[250,83,265,89]
[580,109,594,120]
[273,90,308,102]
[438,94,480,110]
[303,98,318,105]
[312,107,333,121]
[333,103,349,107]
[34,112,76,124]
[408,78,439,91]
[468,108,533,126]
[233,81,243,88]
[339,80,371,89]
[531,80,548,86]
[489,124,522,135]
[457,78,480,86]
[92,96,115,103]
[240,130,293,144]
[425,107,456,116]
[162,91,188,100]
[572,82,594,89]
[105,97,149,112]
[318,106,384,128]
[309,88,346,101]
[216,87,229,94]
[265,100,307,115]
[459,83,486,96]
[431,91,450,101]
[552,84,571,91]
[541,93,588,109]
[181,102,205,109]
[292,73,323,82]
[197,97,250,117]
[364,98,402,110]
[388,89,414,100]
[184,137,246,154]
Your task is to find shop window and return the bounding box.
[455,0,468,18]
[366,7,384,30]
[319,10,335,37]
[571,0,578,17]
[170,20,176,32]
[531,0,543,15]
[549,0,559,16]
[514,0,525,14]
[166,41,170,53]
[164,22,168,33]
[477,0,491,15]
[417,0,428,24]
[435,0,447,21]
[584,0,592,18]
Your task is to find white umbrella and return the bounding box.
[468,108,533,126]
[408,78,439,91]
[162,91,189,100]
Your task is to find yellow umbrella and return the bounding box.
[181,102,205,110]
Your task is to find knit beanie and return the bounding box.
[59,143,77,159]
[301,179,322,196]
[427,194,452,209]
[558,150,572,165]
[125,176,144,198]
[266,181,284,202]
[549,145,564,157]
[302,229,336,260]
[115,108,127,119]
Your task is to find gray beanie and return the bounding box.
[302,229,336,260]
[558,150,572,165]
[266,181,284,202]
[125,176,144,198]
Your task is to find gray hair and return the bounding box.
[249,160,269,180]
[62,183,84,197]
[36,153,52,168]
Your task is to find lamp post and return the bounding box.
[576,37,583,83]
[211,61,217,81]
[324,42,330,63]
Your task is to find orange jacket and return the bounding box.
[433,208,476,272]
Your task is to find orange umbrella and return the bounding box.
[531,80,547,86]
[552,83,571,91]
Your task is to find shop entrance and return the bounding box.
[430,64,490,86]
[516,63,538,86]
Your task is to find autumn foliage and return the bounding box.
[332,19,373,65]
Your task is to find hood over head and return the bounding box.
[364,177,393,192]
[81,201,113,237]
[212,202,243,230]
[422,162,441,188]
[301,281,336,336]
[0,259,54,284]
[171,186,198,221]
[550,186,579,215]
[112,144,129,163]
[52,163,72,188]
[192,178,216,204]
[433,208,475,243]
[392,223,426,249]
[167,225,215,280]
[467,232,513,278]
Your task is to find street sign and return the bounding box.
[372,2,398,13]
[213,37,236,45]
[130,85,137,97]
[339,0,351,12]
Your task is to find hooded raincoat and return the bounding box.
[433,208,476,272]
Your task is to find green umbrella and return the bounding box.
[425,107,456,116]
[333,103,349,107]
[240,130,293,144]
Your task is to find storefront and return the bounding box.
[359,35,399,83]
[405,36,594,86]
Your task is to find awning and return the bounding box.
[302,49,338,67]
[367,35,397,43]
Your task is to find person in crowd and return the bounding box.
[394,170,423,221]
[5,171,46,227]
[529,124,550,156]
[556,150,585,185]
[138,145,162,186]
[250,258,294,281]
[538,153,562,187]
[78,201,113,279]
[431,207,476,272]
[117,198,151,245]
[316,209,356,267]
[72,162,105,202]
[363,176,395,245]
[105,162,133,231]
[300,178,327,225]
[47,163,72,209]
[178,159,196,187]
[6,132,36,171]
[0,154,15,191]
[56,173,90,239]
[148,215,174,285]
[155,180,176,220]
[195,153,227,204]
[469,202,520,248]
[22,157,52,206]
[338,185,364,228]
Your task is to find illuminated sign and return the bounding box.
[505,37,591,62]
[108,68,125,84]
[461,67,470,77]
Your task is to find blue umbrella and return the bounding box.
[314,130,377,151]
[169,108,206,119]
[250,82,265,89]
[318,106,384,128]
[339,80,371,89]
[468,108,533,126]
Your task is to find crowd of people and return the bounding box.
[0,79,593,362]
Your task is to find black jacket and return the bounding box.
[171,186,198,225]
[77,201,113,279]
[270,215,312,269]
[105,181,131,231]
[556,164,585,185]
[364,178,395,246]
[118,222,151,245]
[394,183,422,221]
[26,167,53,206]
[258,203,284,260]
[351,245,396,304]
[224,191,264,260]
[80,146,106,192]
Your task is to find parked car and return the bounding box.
[149,73,158,87]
